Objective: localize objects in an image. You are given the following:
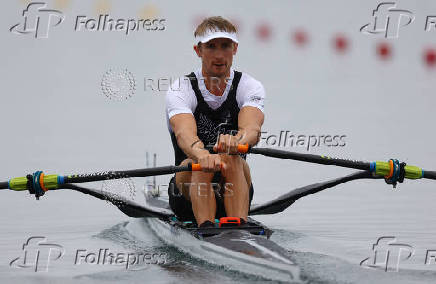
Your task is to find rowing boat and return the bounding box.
[1,146,435,281]
[144,191,301,281]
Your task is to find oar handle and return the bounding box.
[191,163,201,171]
[238,144,250,153]
[206,143,250,154]
[190,163,225,172]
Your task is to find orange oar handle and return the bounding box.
[237,144,250,154]
[214,143,250,154]
[190,163,224,172]
[191,163,202,171]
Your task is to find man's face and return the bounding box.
[194,38,238,78]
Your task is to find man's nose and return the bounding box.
[213,47,225,58]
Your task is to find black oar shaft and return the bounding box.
[0,182,8,190]
[63,165,191,184]
[249,148,371,171]
[423,170,436,180]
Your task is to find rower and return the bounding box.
[165,16,265,228]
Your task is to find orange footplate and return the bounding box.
[219,217,241,227]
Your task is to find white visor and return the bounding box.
[195,30,238,44]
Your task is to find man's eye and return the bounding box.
[206,44,215,49]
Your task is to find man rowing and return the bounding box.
[166,16,265,228]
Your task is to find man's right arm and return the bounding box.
[169,113,210,162]
[166,79,221,171]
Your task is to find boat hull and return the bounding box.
[146,218,301,282]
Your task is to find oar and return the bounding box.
[208,143,435,190]
[250,170,382,215]
[0,163,203,194]
[228,145,436,181]
[0,163,208,217]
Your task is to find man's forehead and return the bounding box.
[204,38,234,44]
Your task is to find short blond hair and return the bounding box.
[194,16,237,38]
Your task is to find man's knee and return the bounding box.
[220,155,243,176]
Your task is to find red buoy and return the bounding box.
[377,42,392,60]
[424,48,436,67]
[255,22,271,42]
[293,29,308,47]
[333,34,348,53]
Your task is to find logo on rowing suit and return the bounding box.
[10,236,65,272]
[360,236,414,271]
[360,2,414,38]
[10,2,64,39]
[197,111,237,148]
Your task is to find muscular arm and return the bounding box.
[237,106,264,146]
[169,113,209,161]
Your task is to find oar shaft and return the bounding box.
[63,165,190,184]
[248,147,434,181]
[423,170,436,180]
[249,148,371,171]
[1,163,202,191]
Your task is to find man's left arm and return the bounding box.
[236,106,264,146]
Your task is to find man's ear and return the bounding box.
[233,43,238,55]
[193,44,202,57]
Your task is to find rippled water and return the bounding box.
[1,181,435,283]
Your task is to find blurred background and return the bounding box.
[1,0,436,281]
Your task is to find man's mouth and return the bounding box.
[213,63,225,67]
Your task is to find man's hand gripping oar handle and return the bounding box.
[207,143,250,154]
